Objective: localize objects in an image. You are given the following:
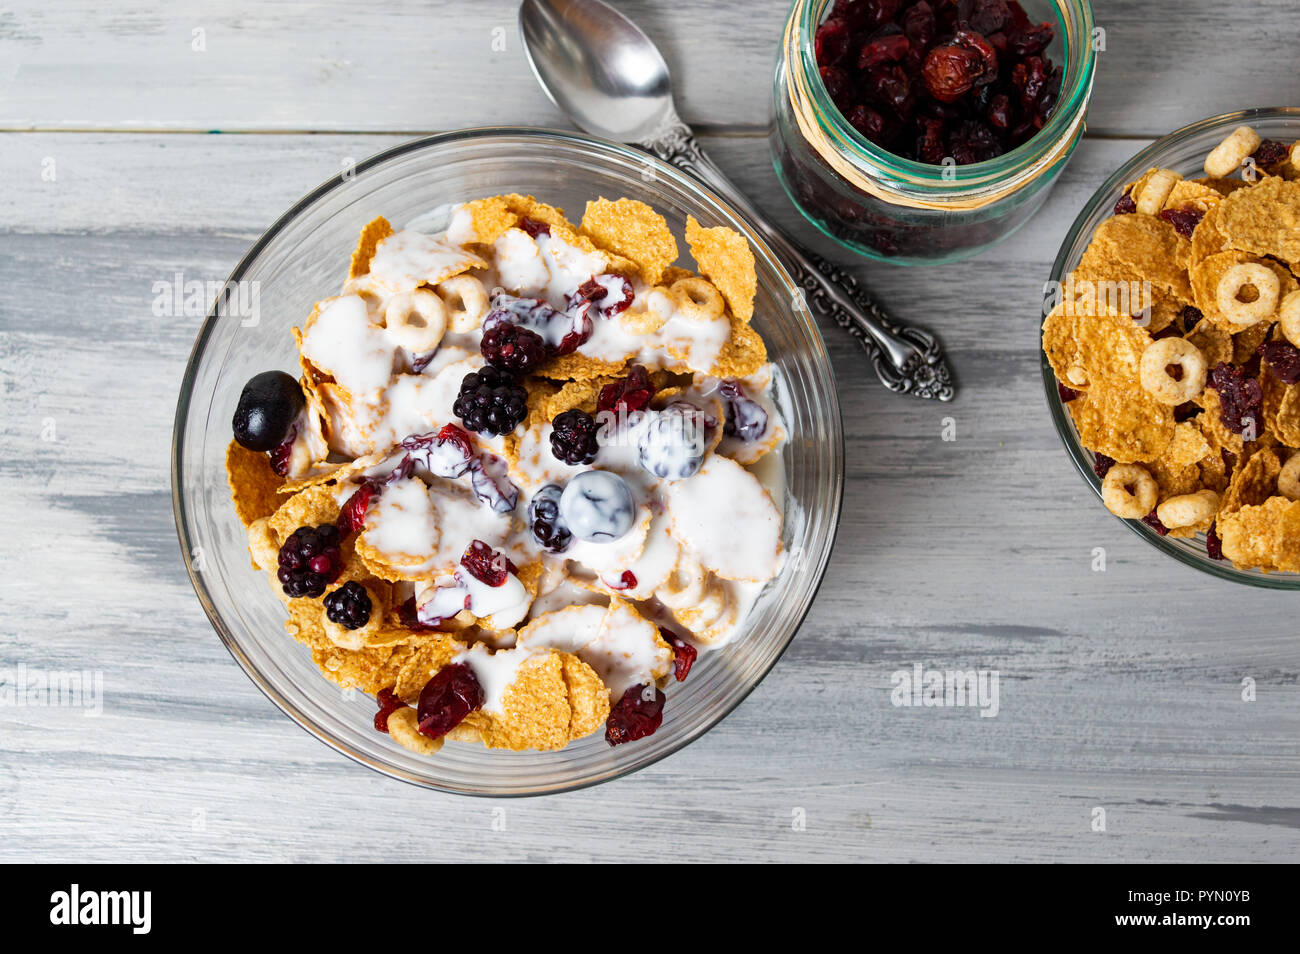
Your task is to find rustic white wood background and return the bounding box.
[2,0,1298,863]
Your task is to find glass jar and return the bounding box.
[771,0,1097,265]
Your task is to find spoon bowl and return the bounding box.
[519,0,676,143]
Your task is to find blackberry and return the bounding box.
[528,484,572,553]
[452,367,528,436]
[324,580,372,630]
[549,409,600,465]
[276,524,342,598]
[481,323,547,375]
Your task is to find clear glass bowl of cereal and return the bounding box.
[1043,107,1300,587]
[172,127,844,793]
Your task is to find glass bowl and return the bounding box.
[172,127,845,794]
[1042,107,1300,588]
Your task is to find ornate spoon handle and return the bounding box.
[638,118,955,402]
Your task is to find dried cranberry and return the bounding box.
[968,0,1010,34]
[518,216,550,238]
[986,92,1012,129]
[847,104,888,142]
[845,0,900,31]
[814,17,853,65]
[921,43,982,102]
[374,688,409,733]
[403,423,476,479]
[1141,509,1169,536]
[1259,340,1300,384]
[1008,20,1053,56]
[819,65,855,112]
[609,570,638,591]
[858,32,910,69]
[1206,523,1225,561]
[862,65,912,116]
[397,596,439,632]
[1208,361,1264,436]
[338,484,376,534]
[1057,381,1081,402]
[901,0,935,48]
[461,539,516,586]
[605,684,666,746]
[1159,207,1205,239]
[953,30,998,84]
[570,275,634,319]
[660,627,697,682]
[416,663,483,739]
[1174,401,1202,423]
[1250,139,1290,169]
[268,431,295,477]
[1092,453,1116,479]
[1011,55,1048,111]
[1181,304,1204,326]
[597,365,656,416]
[915,116,946,164]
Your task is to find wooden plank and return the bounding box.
[2,0,1298,136]
[1,130,1297,861]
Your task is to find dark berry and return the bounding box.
[461,539,516,587]
[518,216,550,238]
[1207,362,1264,436]
[403,423,476,479]
[1057,381,1081,402]
[233,370,304,452]
[1113,193,1137,215]
[417,663,484,739]
[550,409,601,465]
[1250,139,1290,169]
[1159,207,1204,239]
[397,596,440,632]
[1259,340,1300,385]
[605,684,666,746]
[374,688,409,733]
[1181,305,1203,327]
[720,380,768,441]
[324,581,373,630]
[596,365,656,417]
[814,17,853,65]
[1206,523,1225,561]
[338,484,376,534]
[528,484,572,553]
[922,43,982,102]
[481,323,547,375]
[858,32,910,70]
[276,524,342,599]
[570,275,634,319]
[660,627,697,682]
[268,430,296,477]
[1092,453,1116,479]
[453,366,528,436]
[468,453,520,513]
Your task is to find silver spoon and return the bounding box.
[518,0,954,401]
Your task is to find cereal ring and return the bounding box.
[670,277,725,321]
[386,706,444,755]
[1279,454,1300,502]
[1204,125,1262,177]
[1135,168,1182,216]
[1216,262,1280,326]
[384,288,446,353]
[1139,338,1207,405]
[621,287,671,335]
[1279,290,1300,348]
[1156,490,1220,529]
[1101,464,1158,519]
[437,274,489,333]
[341,275,387,317]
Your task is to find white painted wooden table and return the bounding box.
[2,1,1298,863]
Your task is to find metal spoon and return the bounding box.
[518,0,954,401]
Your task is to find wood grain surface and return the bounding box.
[1,0,1297,863]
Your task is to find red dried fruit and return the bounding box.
[605,684,666,746]
[609,570,638,591]
[374,688,409,733]
[814,17,853,65]
[1141,509,1169,536]
[901,0,935,49]
[968,0,1010,35]
[416,663,484,739]
[1057,381,1081,403]
[1008,21,1053,56]
[921,43,982,102]
[1092,453,1116,479]
[1206,523,1224,560]
[660,627,698,682]
[461,539,516,587]
[1251,139,1290,169]
[1208,362,1264,436]
[915,116,946,164]
[857,32,910,69]
[338,484,376,534]
[1112,193,1137,216]
[397,596,440,632]
[517,216,550,239]
[847,104,888,142]
[268,430,296,477]
[597,365,656,416]
[1258,340,1300,384]
[986,92,1012,129]
[1159,207,1205,239]
[1011,55,1048,111]
[819,65,855,112]
[953,30,998,84]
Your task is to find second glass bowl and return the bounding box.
[1043,107,1300,588]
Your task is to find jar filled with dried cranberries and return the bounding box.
[772,0,1096,264]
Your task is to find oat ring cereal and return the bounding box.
[1216,262,1280,326]
[342,274,387,317]
[437,274,490,332]
[1134,168,1181,216]
[1156,490,1220,529]
[1139,338,1207,405]
[1279,454,1300,502]
[670,276,725,321]
[1203,124,1262,178]
[1279,290,1300,348]
[1101,463,1159,519]
[384,288,447,353]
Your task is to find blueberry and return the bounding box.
[233,370,305,452]
[559,470,635,542]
